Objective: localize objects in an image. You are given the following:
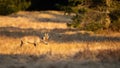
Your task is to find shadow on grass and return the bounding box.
[0,54,46,68]
[73,48,120,62]
[9,11,71,23]
[0,49,120,68]
[0,26,120,43]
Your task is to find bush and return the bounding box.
[0,0,31,15]
[67,8,88,28]
[67,8,105,31]
[84,22,104,31]
[109,9,120,31]
[110,20,120,31]
[61,0,120,32]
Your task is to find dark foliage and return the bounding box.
[0,0,31,15]
[28,0,68,10]
[58,0,120,32]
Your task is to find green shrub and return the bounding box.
[110,20,120,31]
[62,0,120,32]
[67,8,88,28]
[84,22,104,31]
[109,9,120,31]
[71,14,83,28]
[109,9,120,21]
[0,0,31,15]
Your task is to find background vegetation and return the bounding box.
[0,0,31,15]
[0,0,120,32]
[59,0,120,32]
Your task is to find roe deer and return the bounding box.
[20,33,49,47]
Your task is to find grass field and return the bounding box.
[0,11,120,68]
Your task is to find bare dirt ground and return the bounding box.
[0,11,120,68]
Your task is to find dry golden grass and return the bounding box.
[0,11,120,68]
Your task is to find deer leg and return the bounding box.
[33,43,37,47]
[20,40,24,47]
